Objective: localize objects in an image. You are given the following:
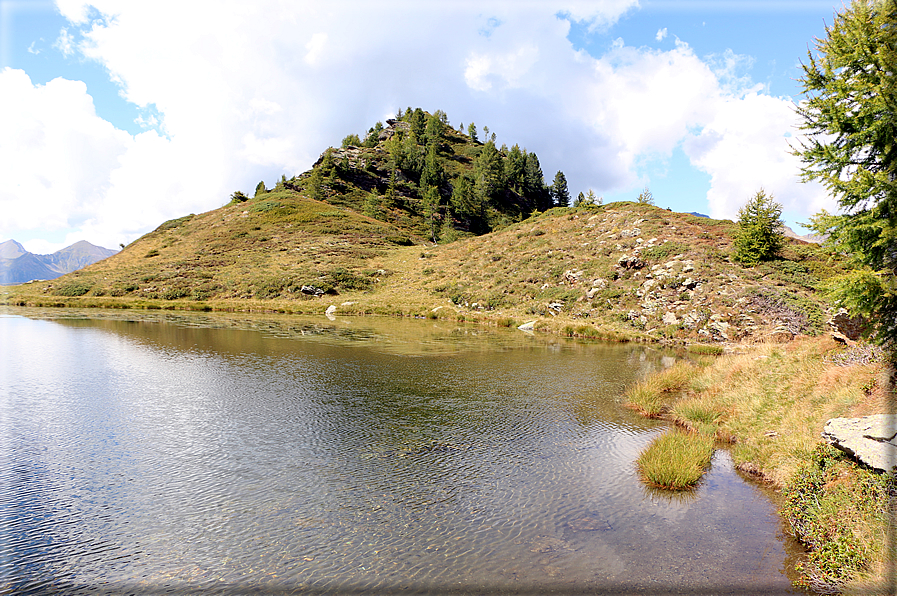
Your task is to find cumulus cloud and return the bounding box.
[684,92,833,220]
[0,0,830,249]
[656,27,668,41]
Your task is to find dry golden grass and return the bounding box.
[636,429,715,490]
[627,335,893,592]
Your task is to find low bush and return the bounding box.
[781,443,895,593]
[53,281,93,297]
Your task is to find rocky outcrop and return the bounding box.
[822,415,897,473]
[829,308,866,341]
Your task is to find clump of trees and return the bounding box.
[733,190,784,266]
[794,0,897,349]
[323,107,554,241]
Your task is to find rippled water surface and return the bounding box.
[0,308,803,594]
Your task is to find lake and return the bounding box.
[0,307,804,594]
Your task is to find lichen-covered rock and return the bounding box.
[822,415,897,473]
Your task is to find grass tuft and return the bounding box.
[637,429,715,490]
[625,360,703,417]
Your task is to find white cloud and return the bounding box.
[53,27,75,56]
[304,32,328,67]
[683,92,831,220]
[656,27,668,41]
[0,0,831,250]
[0,68,130,233]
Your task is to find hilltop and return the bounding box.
[1,108,848,345]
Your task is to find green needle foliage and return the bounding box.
[733,189,784,266]
[551,170,569,207]
[794,0,897,349]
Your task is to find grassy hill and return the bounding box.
[3,196,845,346]
[1,106,850,345]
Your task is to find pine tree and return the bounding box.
[473,141,504,203]
[551,171,570,207]
[254,181,267,197]
[733,190,784,266]
[524,152,551,210]
[409,108,426,142]
[424,114,443,146]
[636,186,654,205]
[420,143,443,189]
[467,122,478,142]
[505,145,526,193]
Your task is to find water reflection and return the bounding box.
[0,307,803,594]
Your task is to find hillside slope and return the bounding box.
[5,198,844,345]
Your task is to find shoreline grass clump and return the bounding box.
[636,429,715,490]
[624,360,704,417]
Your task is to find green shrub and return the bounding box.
[781,444,894,592]
[162,287,190,300]
[53,282,93,297]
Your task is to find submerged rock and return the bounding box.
[822,415,897,473]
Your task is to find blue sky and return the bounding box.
[0,0,840,253]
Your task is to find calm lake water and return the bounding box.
[0,307,804,594]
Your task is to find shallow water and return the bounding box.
[0,307,804,594]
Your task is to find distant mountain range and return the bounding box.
[0,239,118,285]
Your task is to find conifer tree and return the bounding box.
[551,171,570,207]
[473,141,504,203]
[254,181,267,197]
[733,190,784,266]
[409,108,426,142]
[636,186,654,205]
[420,143,443,189]
[467,122,478,142]
[794,0,897,347]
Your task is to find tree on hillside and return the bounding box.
[505,145,526,193]
[523,152,551,211]
[574,191,586,207]
[467,122,478,142]
[254,181,267,197]
[794,0,897,348]
[342,133,362,148]
[551,171,570,207]
[586,189,601,205]
[636,187,654,205]
[733,190,784,266]
[420,143,443,189]
[425,113,444,146]
[409,108,427,141]
[473,140,504,202]
[363,122,383,147]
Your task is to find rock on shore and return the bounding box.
[822,414,897,473]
